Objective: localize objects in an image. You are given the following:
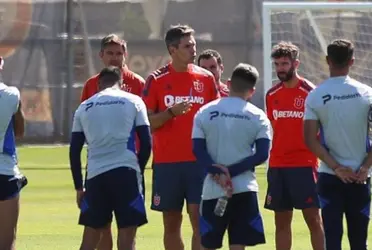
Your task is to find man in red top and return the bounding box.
[80,34,145,250]
[197,49,229,97]
[143,24,219,250]
[265,41,325,250]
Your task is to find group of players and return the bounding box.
[0,23,371,250]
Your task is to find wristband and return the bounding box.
[167,108,176,117]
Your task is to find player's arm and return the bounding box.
[265,93,274,124]
[191,111,224,175]
[13,99,25,139]
[303,97,339,170]
[143,75,190,131]
[69,109,85,191]
[134,99,152,174]
[226,115,271,177]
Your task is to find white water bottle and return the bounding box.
[214,196,229,217]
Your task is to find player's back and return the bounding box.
[78,87,143,178]
[305,76,372,173]
[0,83,20,176]
[195,97,270,198]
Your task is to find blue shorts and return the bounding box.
[0,174,27,201]
[317,173,371,250]
[79,167,147,229]
[199,192,265,249]
[151,162,204,211]
[264,167,319,211]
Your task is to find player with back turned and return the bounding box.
[142,24,220,250]
[69,66,151,250]
[192,63,270,250]
[304,39,372,250]
[265,41,325,250]
[80,33,145,250]
[0,56,27,250]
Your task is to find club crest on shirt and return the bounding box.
[193,80,204,93]
[293,97,305,109]
[153,194,161,206]
[266,194,272,205]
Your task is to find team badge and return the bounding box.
[266,194,272,206]
[294,97,305,109]
[153,194,161,206]
[193,80,204,93]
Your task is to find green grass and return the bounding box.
[15,146,372,249]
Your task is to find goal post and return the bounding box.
[262,1,372,109]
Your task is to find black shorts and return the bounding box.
[264,167,319,211]
[79,167,147,229]
[0,174,28,201]
[199,192,266,249]
[151,162,204,211]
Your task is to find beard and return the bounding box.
[277,66,295,82]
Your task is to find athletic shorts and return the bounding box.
[151,161,204,211]
[79,167,147,229]
[0,174,28,201]
[199,192,265,249]
[264,167,319,211]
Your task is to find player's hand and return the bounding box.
[169,101,192,116]
[356,165,369,184]
[212,164,230,179]
[76,189,85,209]
[334,166,357,184]
[217,174,233,197]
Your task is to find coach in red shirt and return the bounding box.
[79,34,144,250]
[265,41,324,250]
[143,25,219,250]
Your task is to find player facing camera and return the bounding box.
[229,63,259,101]
[97,66,122,91]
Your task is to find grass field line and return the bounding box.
[20,144,68,148]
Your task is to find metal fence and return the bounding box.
[0,0,369,143]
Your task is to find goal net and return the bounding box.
[262,2,372,97]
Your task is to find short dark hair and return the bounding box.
[327,39,354,68]
[197,49,222,66]
[98,66,122,87]
[271,41,299,61]
[100,34,127,52]
[165,24,194,51]
[230,63,259,92]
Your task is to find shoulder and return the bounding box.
[190,64,214,78]
[124,69,145,85]
[197,99,221,116]
[266,82,283,98]
[148,64,171,81]
[299,78,316,93]
[6,85,20,98]
[84,74,99,86]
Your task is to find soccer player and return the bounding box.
[0,56,27,250]
[197,49,229,97]
[304,39,372,250]
[69,66,151,250]
[143,24,220,250]
[265,41,325,250]
[192,63,270,250]
[80,33,145,250]
[81,34,145,101]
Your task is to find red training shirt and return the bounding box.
[218,81,229,97]
[143,63,220,164]
[266,78,318,168]
[80,65,144,102]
